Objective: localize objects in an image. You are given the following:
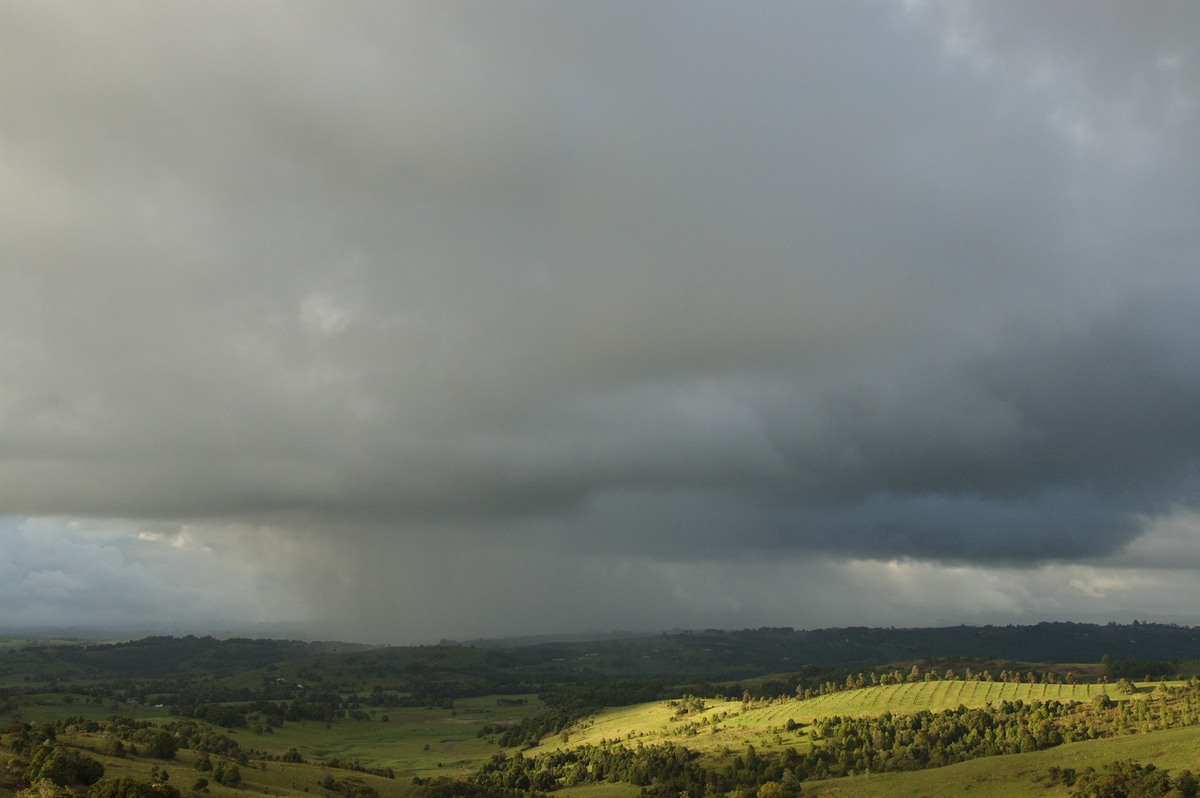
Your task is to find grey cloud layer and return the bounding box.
[3,2,1200,572]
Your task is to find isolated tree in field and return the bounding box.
[213,764,240,788]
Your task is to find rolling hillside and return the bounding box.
[530,680,1143,757]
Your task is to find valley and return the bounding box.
[1,624,1198,797]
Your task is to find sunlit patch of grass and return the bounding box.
[530,681,1174,760]
[804,724,1200,797]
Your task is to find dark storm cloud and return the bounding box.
[3,0,1200,639]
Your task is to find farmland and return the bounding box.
[530,679,1131,756]
[1,625,1199,797]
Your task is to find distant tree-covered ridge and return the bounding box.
[3,622,1197,690]
[0,635,369,682]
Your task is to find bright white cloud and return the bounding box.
[0,517,309,631]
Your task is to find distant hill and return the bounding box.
[444,630,655,648]
[0,635,371,681]
[2,621,1197,689]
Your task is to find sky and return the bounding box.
[3,1,1200,644]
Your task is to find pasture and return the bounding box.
[5,678,1192,798]
[529,680,1171,757]
[804,724,1200,797]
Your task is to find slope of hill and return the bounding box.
[802,724,1200,797]
[529,680,1138,757]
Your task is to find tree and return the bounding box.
[144,732,177,761]
[19,780,75,798]
[280,748,304,764]
[780,769,801,797]
[1175,769,1199,798]
[215,764,240,789]
[756,782,783,798]
[87,778,176,798]
[26,745,105,787]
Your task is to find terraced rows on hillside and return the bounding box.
[745,679,1113,722]
[536,680,1156,757]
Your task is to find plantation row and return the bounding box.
[529,677,1137,756]
[752,678,1112,722]
[427,682,1200,797]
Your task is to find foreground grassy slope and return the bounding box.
[0,734,412,798]
[804,724,1200,797]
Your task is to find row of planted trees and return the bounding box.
[421,682,1200,798]
[788,665,1094,703]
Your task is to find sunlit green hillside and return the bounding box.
[530,679,1152,757]
[803,724,1200,797]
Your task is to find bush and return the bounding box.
[212,763,241,788]
[88,778,178,798]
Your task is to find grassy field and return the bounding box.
[530,680,1199,797]
[528,680,1155,758]
[3,691,546,789]
[253,694,544,777]
[804,724,1200,797]
[542,724,1200,798]
[4,680,1191,798]
[752,679,1116,721]
[4,694,172,724]
[5,736,414,798]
